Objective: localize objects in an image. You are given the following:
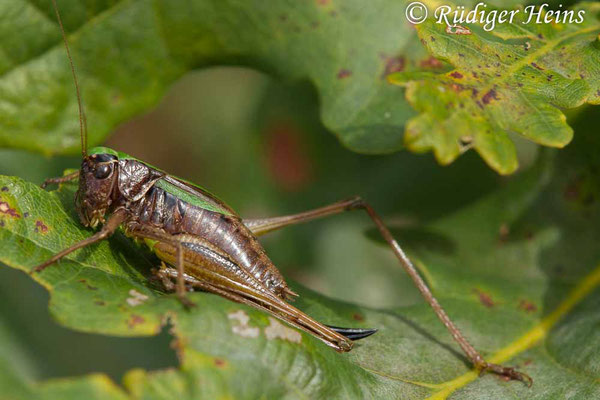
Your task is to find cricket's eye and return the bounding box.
[94,163,112,179]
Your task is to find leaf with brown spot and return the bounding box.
[519,300,538,313]
[35,220,49,234]
[390,2,600,174]
[127,315,146,329]
[336,69,352,79]
[0,201,20,218]
[474,289,495,308]
[213,358,227,368]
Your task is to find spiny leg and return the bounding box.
[157,265,375,345]
[31,208,127,273]
[41,171,79,189]
[243,197,532,386]
[175,241,188,304]
[127,223,195,308]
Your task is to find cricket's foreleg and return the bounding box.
[244,197,532,386]
[126,223,195,308]
[41,171,79,189]
[31,208,127,273]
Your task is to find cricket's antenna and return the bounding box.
[51,0,88,157]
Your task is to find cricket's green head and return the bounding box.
[88,146,133,160]
[76,147,121,228]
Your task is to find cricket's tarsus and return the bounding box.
[40,170,79,189]
[34,0,531,386]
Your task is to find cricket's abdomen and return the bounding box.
[135,185,293,299]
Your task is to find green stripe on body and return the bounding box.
[89,146,232,215]
[154,179,232,215]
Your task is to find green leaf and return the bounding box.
[5,1,596,175]
[2,112,600,397]
[389,2,600,174]
[0,0,431,156]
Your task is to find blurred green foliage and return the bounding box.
[390,2,600,174]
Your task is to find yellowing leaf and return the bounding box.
[390,3,600,174]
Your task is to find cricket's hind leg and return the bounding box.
[243,197,532,386]
[156,266,377,345]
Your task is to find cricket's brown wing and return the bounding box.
[146,232,354,352]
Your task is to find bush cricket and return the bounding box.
[32,0,532,385]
